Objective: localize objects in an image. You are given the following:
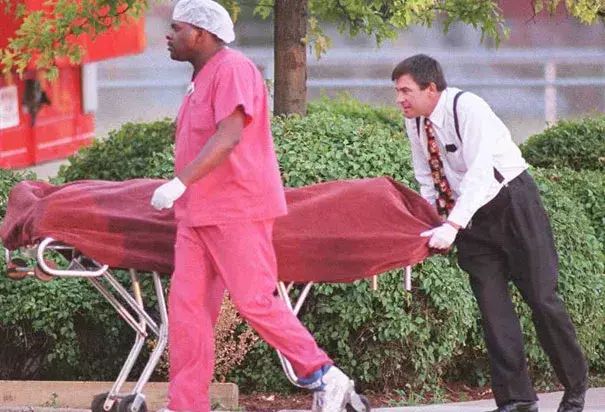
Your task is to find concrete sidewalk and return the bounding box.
[17,158,68,180]
[1,388,604,412]
[370,387,605,411]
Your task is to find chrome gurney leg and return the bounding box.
[70,264,165,412]
[126,271,169,412]
[405,266,412,291]
[94,269,149,412]
[373,266,413,291]
[67,263,144,412]
[274,281,370,412]
[275,281,314,386]
[93,270,167,412]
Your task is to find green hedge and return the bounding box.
[307,94,403,135]
[535,168,604,247]
[1,99,604,394]
[273,111,415,188]
[520,116,605,171]
[56,119,176,182]
[0,265,138,380]
[0,168,35,220]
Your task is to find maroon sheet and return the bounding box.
[0,177,441,283]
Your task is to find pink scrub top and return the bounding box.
[173,48,287,226]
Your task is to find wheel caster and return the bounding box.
[117,394,147,412]
[346,394,370,412]
[34,258,56,282]
[7,258,29,280]
[91,392,118,412]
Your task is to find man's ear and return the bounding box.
[194,27,207,44]
[428,82,438,94]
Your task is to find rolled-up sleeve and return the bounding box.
[212,62,256,127]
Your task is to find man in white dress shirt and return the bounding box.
[391,54,588,412]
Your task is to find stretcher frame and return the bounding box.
[5,238,168,412]
[4,237,413,412]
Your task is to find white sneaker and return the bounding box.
[305,366,354,412]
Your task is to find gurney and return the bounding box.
[0,176,441,412]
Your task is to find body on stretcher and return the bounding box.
[0,177,441,412]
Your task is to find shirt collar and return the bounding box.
[427,88,448,129]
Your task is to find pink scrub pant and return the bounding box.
[167,220,332,412]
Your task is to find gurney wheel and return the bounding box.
[91,392,118,412]
[34,259,56,282]
[117,394,147,412]
[346,394,370,412]
[7,259,29,280]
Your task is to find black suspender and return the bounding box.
[413,90,504,183]
[415,90,465,138]
[453,90,465,141]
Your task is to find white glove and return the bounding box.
[421,223,459,250]
[151,177,187,210]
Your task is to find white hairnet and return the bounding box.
[172,0,235,43]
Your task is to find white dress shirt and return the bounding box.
[405,87,527,228]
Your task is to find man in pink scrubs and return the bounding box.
[150,1,354,411]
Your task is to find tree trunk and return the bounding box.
[273,0,307,116]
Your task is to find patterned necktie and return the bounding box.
[424,118,455,217]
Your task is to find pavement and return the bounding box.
[368,387,605,411]
[16,158,69,180]
[1,388,605,412]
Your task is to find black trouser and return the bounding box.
[455,170,587,407]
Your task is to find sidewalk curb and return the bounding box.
[0,409,88,412]
[0,381,238,410]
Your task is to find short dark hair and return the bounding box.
[391,54,447,91]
